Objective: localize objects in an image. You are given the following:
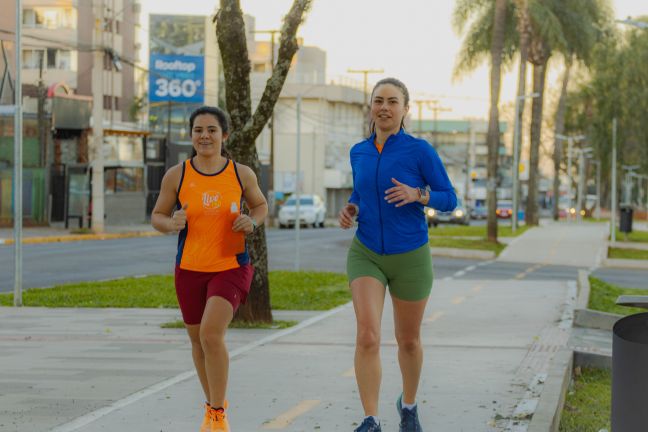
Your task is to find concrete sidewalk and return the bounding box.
[1,280,575,432]
[0,222,608,432]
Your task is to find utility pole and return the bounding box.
[253,29,280,221]
[91,0,105,233]
[347,68,383,135]
[13,0,23,307]
[512,93,539,232]
[428,100,451,146]
[413,98,440,138]
[295,93,302,271]
[611,118,617,243]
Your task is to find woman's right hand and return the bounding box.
[338,203,358,229]
[170,203,188,231]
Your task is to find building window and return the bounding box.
[46,49,72,70]
[104,167,144,193]
[22,49,43,69]
[23,7,76,29]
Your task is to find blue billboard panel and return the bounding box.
[149,54,204,103]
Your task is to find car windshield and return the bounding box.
[285,197,314,206]
[498,202,512,208]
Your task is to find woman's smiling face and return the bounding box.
[191,113,228,157]
[371,83,409,135]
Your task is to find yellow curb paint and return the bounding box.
[0,231,163,246]
[424,311,445,323]
[262,400,321,429]
[451,296,466,305]
[514,272,527,280]
[342,367,355,377]
[472,284,483,293]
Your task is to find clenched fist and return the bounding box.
[170,203,188,231]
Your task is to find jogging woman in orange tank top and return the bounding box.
[151,106,268,432]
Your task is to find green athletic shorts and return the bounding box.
[346,236,433,301]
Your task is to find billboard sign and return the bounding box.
[149,54,204,103]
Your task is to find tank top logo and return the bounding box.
[202,191,222,210]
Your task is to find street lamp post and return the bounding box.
[555,134,586,219]
[577,147,592,221]
[611,118,617,243]
[512,92,539,233]
[13,0,23,307]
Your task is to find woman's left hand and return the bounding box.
[233,214,256,234]
[384,178,419,207]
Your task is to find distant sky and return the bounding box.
[140,0,647,119]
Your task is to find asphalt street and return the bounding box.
[1,226,647,293]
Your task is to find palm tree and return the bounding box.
[454,0,516,242]
[525,0,611,225]
[455,0,611,227]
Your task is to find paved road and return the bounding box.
[2,225,647,293]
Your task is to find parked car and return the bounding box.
[470,205,487,220]
[426,199,470,227]
[278,194,326,228]
[496,200,513,219]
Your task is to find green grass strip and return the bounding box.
[428,224,529,237]
[0,271,351,311]
[429,237,506,254]
[161,319,298,329]
[588,277,647,316]
[559,367,611,432]
[614,228,648,243]
[608,247,648,260]
[268,271,350,310]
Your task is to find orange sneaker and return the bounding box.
[208,405,230,432]
[199,402,211,432]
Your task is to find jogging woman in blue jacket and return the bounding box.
[339,77,457,432]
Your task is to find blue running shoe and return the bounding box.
[397,394,423,432]
[354,416,382,432]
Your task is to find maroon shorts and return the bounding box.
[174,264,254,325]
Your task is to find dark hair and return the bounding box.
[189,105,230,133]
[188,106,231,158]
[368,77,410,136]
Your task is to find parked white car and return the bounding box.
[278,194,326,228]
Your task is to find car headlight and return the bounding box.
[454,209,464,218]
[569,207,576,215]
[427,209,436,217]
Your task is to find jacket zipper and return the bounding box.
[375,142,385,254]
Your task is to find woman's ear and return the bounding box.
[222,132,229,142]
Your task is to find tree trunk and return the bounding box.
[552,56,573,220]
[215,0,311,323]
[486,0,508,243]
[525,62,547,226]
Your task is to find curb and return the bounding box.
[429,247,496,260]
[573,269,623,331]
[0,231,164,245]
[603,257,648,270]
[527,349,573,432]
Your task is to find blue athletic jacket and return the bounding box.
[349,129,457,255]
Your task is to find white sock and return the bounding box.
[402,400,417,410]
[365,415,380,425]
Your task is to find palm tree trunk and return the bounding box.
[552,55,573,220]
[526,61,547,226]
[486,0,508,243]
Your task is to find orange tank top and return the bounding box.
[176,158,248,272]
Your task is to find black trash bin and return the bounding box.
[620,206,633,233]
[612,312,648,431]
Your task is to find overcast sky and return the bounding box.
[140,0,647,119]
